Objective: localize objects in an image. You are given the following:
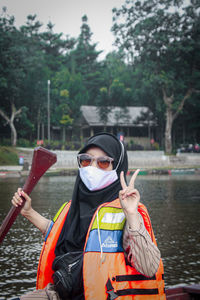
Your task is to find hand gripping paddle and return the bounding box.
[0,147,57,244]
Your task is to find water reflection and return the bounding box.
[0,175,200,298]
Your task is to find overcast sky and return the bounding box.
[1,0,125,58]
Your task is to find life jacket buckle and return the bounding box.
[107,289,118,300]
[106,278,118,300]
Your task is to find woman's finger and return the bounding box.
[120,171,127,189]
[14,192,21,201]
[17,187,22,195]
[12,198,18,207]
[12,196,22,207]
[126,188,139,197]
[129,169,140,188]
[121,188,138,200]
[21,190,31,202]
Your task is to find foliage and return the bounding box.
[126,141,144,151]
[0,138,11,146]
[0,10,76,145]
[0,12,27,145]
[97,52,135,107]
[17,138,35,147]
[40,139,82,151]
[0,146,19,165]
[152,142,160,151]
[71,15,103,103]
[0,4,199,152]
[112,0,200,152]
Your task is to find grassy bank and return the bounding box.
[0,146,19,165]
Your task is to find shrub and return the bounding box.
[0,138,11,146]
[17,138,33,147]
[152,142,160,150]
[127,141,144,151]
[0,147,19,165]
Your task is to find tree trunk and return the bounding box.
[0,103,22,147]
[37,107,41,140]
[163,89,174,154]
[163,88,193,154]
[62,127,66,143]
[37,122,40,140]
[42,123,44,140]
[165,107,173,154]
[10,121,17,146]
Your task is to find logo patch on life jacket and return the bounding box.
[102,236,118,248]
[85,230,124,253]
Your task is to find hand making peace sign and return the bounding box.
[119,169,140,217]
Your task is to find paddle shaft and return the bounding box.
[0,147,57,244]
[0,178,37,243]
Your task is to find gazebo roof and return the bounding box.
[80,105,155,127]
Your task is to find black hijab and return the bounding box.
[55,132,128,256]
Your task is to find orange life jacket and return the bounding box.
[36,201,71,290]
[37,199,166,299]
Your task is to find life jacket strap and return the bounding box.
[106,276,161,297]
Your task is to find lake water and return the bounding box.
[0,175,200,299]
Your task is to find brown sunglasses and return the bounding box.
[77,154,114,170]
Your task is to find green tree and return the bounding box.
[55,89,73,143]
[19,15,48,141]
[19,16,76,142]
[112,0,200,153]
[52,68,88,114]
[51,68,89,140]
[0,10,27,146]
[41,21,76,73]
[97,52,135,107]
[72,15,102,102]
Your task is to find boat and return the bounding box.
[166,284,200,299]
[170,168,195,175]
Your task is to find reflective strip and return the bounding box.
[102,212,125,224]
[53,202,68,222]
[91,207,125,231]
[44,221,54,242]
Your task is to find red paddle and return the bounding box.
[0,146,57,244]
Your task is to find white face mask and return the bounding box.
[79,166,118,191]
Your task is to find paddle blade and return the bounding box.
[23,147,57,194]
[0,147,57,244]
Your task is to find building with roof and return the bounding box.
[79,105,157,148]
[51,105,157,149]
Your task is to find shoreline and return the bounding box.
[0,165,200,179]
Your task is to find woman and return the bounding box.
[12,133,165,299]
